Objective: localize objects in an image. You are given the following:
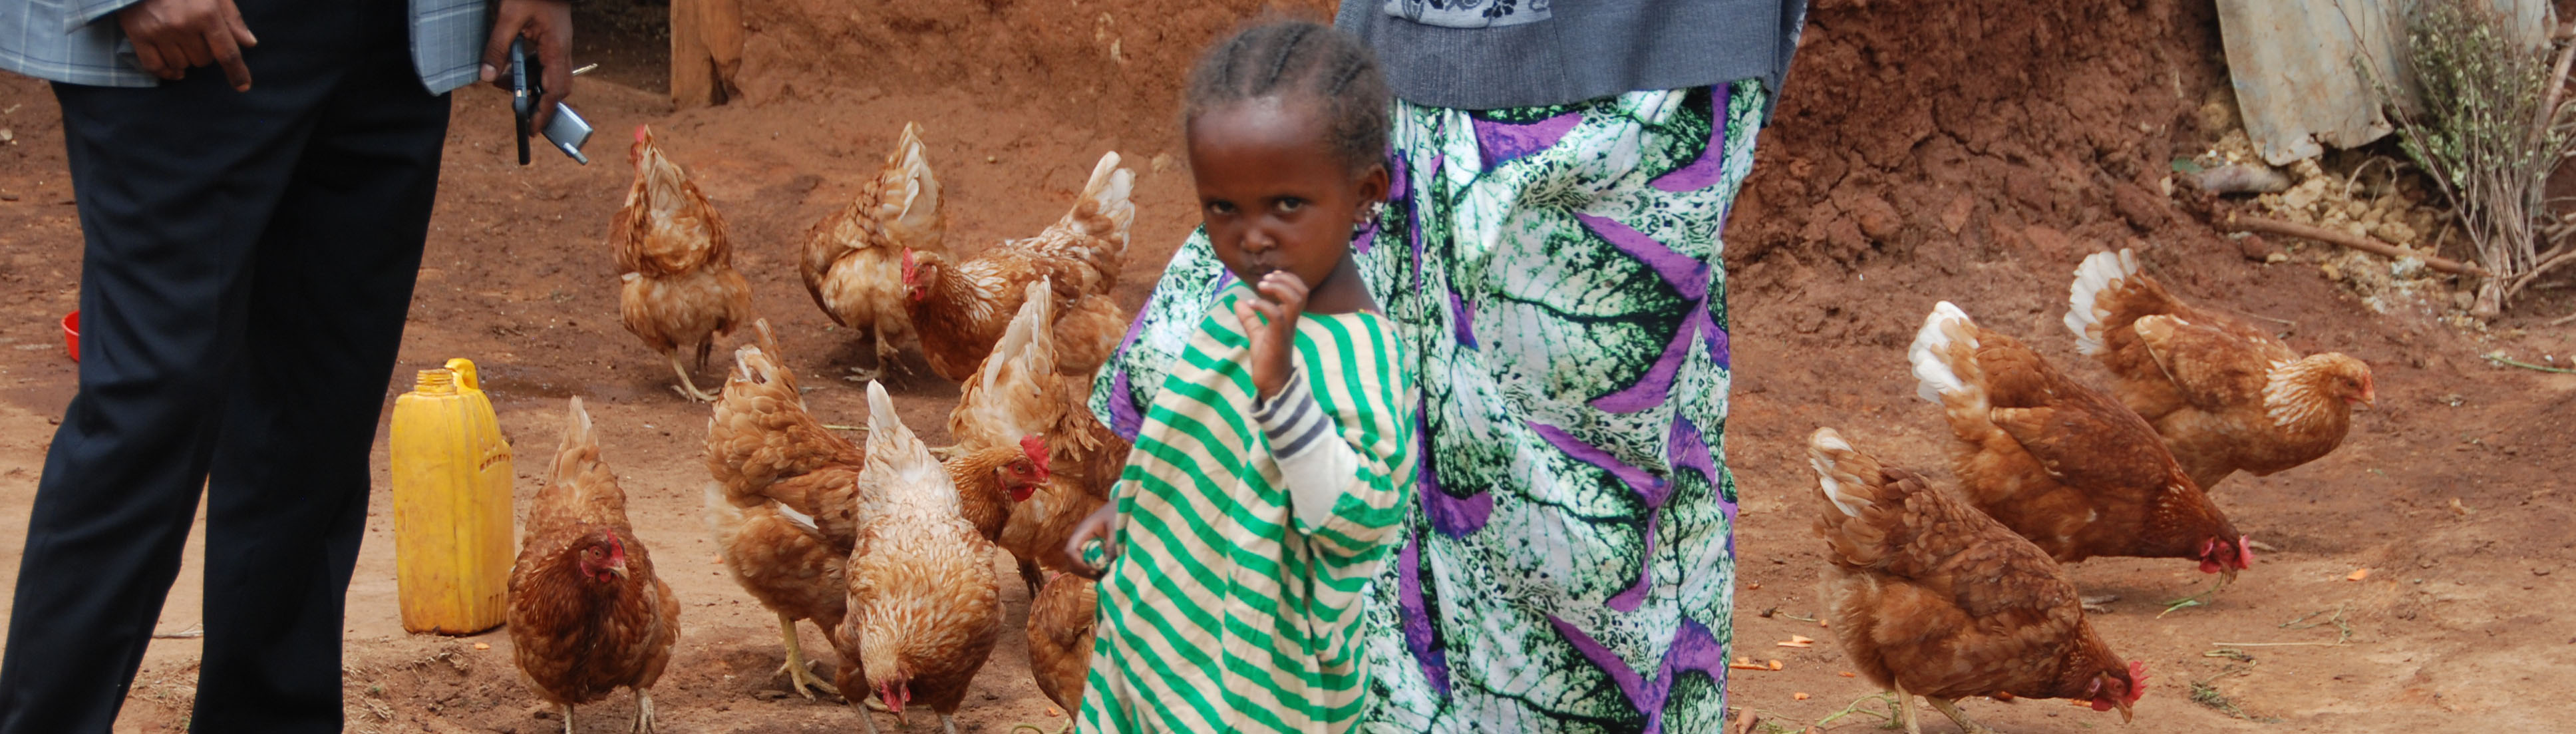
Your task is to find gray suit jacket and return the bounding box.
[0,0,486,92]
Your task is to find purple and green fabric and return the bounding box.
[1091,82,1768,733]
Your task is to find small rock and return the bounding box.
[983,691,1001,701]
[532,708,559,721]
[2320,262,2342,281]
[0,192,17,202]
[2281,177,2329,210]
[2375,221,2419,246]
[2536,568,2553,576]
[2265,252,2289,264]
[2237,234,2274,261]
[754,689,790,701]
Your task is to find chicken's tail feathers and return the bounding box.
[1807,428,1881,518]
[2064,248,2141,355]
[1908,301,1983,404]
[979,279,1057,391]
[750,317,782,359]
[885,122,943,242]
[1068,152,1136,247]
[552,396,601,484]
[861,380,959,514]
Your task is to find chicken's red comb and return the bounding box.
[1019,434,1052,474]
[900,248,917,283]
[2128,661,2151,697]
[634,124,650,143]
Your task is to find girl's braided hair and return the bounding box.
[1184,19,1390,175]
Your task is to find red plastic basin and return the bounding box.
[62,311,78,362]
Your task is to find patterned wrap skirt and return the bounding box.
[1090,81,1769,733]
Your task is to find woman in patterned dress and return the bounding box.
[1064,21,1418,733]
[1088,2,1810,731]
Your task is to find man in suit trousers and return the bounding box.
[0,0,576,730]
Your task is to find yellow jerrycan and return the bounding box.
[387,358,515,634]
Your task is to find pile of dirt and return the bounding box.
[728,0,1332,154]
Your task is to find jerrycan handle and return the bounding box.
[444,358,481,391]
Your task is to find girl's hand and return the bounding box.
[1233,271,1310,401]
[1064,502,1124,579]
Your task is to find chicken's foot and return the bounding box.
[2081,594,2119,614]
[856,702,884,734]
[845,365,887,383]
[776,613,842,699]
[941,713,961,734]
[670,352,717,402]
[1925,697,1997,734]
[631,688,657,733]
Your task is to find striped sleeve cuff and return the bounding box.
[1253,365,1361,532]
[1252,365,1331,459]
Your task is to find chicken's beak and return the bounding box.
[608,560,630,580]
[2116,698,2134,723]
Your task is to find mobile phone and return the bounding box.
[510,39,592,166]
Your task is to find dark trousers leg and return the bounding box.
[192,34,448,734]
[0,4,445,733]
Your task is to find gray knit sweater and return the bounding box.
[1337,0,1808,112]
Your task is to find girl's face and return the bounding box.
[1186,96,1388,293]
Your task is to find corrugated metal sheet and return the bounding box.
[2219,0,2551,165]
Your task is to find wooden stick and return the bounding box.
[2222,214,2495,277]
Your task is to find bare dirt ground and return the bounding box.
[0,1,2571,732]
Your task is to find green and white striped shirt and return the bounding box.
[1079,285,1416,734]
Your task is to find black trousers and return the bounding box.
[0,3,450,732]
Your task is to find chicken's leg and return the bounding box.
[1899,690,1922,734]
[776,612,842,699]
[941,713,961,734]
[558,703,574,734]
[670,351,717,401]
[631,688,657,733]
[1925,697,1997,734]
[1018,558,1046,599]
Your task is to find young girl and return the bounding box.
[1062,20,1414,734]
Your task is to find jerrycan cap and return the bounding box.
[414,368,458,395]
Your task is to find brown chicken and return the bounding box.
[1909,301,2253,603]
[1808,428,2149,734]
[1025,572,1097,727]
[948,283,1127,590]
[903,152,1134,381]
[612,125,758,401]
[705,486,846,699]
[2064,248,2376,490]
[703,328,1047,702]
[508,398,681,734]
[804,122,946,383]
[834,381,1005,734]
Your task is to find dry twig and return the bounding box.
[2224,214,2492,276]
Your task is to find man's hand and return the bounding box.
[1233,271,1310,401]
[118,0,257,91]
[480,0,574,133]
